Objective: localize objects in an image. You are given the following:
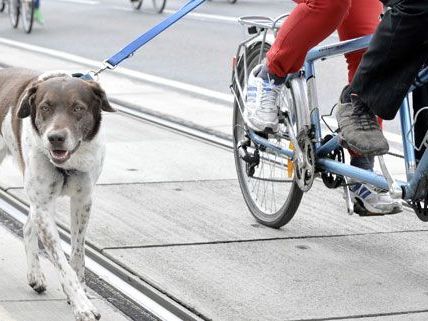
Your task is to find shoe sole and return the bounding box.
[353,196,403,215]
[243,113,279,133]
[338,134,389,156]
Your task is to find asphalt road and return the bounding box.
[0,0,296,93]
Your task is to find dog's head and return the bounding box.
[17,73,115,165]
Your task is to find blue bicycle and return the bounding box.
[231,15,428,228]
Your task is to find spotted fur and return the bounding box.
[0,68,115,321]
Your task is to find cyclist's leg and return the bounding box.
[352,1,428,120]
[337,0,428,156]
[267,0,351,78]
[337,0,382,83]
[337,0,401,214]
[244,0,351,132]
[34,0,44,25]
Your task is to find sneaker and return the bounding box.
[243,64,283,133]
[34,8,44,25]
[336,95,389,156]
[350,182,403,215]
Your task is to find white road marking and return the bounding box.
[163,9,237,23]
[48,0,238,23]
[0,37,233,104]
[54,0,99,5]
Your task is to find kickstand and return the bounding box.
[343,177,354,215]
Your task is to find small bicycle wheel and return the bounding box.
[152,0,165,13]
[8,0,20,28]
[130,0,142,10]
[21,0,34,33]
[232,43,303,228]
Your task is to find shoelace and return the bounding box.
[351,101,379,131]
[257,79,281,112]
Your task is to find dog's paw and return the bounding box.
[27,270,47,294]
[75,309,101,321]
[73,298,101,321]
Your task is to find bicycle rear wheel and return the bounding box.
[130,0,143,10]
[8,0,20,28]
[152,0,165,13]
[232,43,303,228]
[21,0,34,33]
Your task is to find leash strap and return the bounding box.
[104,0,206,69]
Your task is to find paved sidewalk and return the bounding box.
[0,222,131,321]
[1,42,428,321]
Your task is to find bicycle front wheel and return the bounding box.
[152,0,165,13]
[232,43,303,228]
[130,0,143,10]
[8,0,20,28]
[21,0,34,33]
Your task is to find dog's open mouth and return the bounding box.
[49,142,81,164]
[50,150,71,164]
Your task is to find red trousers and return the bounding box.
[267,0,383,83]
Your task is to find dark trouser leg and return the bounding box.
[349,0,428,120]
[413,84,428,161]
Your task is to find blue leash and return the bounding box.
[89,0,206,77]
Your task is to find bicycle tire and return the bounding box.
[0,1,5,13]
[152,0,165,13]
[21,0,34,33]
[131,0,143,10]
[232,43,303,228]
[228,0,237,3]
[8,0,20,28]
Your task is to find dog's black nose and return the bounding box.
[48,131,67,144]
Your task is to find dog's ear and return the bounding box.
[17,84,38,119]
[88,81,116,112]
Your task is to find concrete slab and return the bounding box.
[0,224,131,321]
[7,179,428,250]
[104,231,428,321]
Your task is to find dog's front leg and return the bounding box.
[70,194,92,286]
[24,207,47,293]
[34,202,101,321]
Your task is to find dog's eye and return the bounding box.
[41,105,50,112]
[73,106,84,112]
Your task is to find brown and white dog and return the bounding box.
[0,68,115,321]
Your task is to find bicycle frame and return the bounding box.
[247,34,428,202]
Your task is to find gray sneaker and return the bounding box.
[336,95,389,156]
